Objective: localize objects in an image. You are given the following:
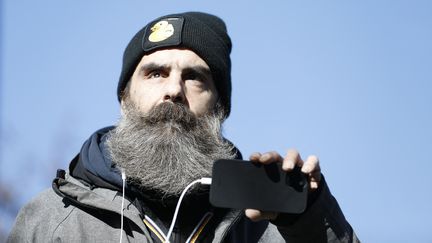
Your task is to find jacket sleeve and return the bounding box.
[7,205,30,243]
[268,176,359,243]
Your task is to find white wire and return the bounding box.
[200,177,212,185]
[165,178,210,243]
[145,177,211,242]
[119,169,126,243]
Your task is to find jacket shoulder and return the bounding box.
[8,188,74,243]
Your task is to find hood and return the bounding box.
[69,126,124,191]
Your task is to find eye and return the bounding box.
[184,72,204,82]
[151,72,160,78]
[148,70,163,79]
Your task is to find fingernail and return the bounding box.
[283,160,294,170]
[261,154,270,161]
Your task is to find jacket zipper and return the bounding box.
[218,211,244,242]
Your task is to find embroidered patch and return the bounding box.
[142,17,184,52]
[149,20,174,42]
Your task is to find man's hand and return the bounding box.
[245,149,321,222]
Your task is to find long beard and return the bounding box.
[106,100,236,197]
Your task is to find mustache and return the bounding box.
[143,102,198,127]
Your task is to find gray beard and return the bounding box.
[106,100,236,197]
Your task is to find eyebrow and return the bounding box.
[139,63,170,75]
[139,62,212,79]
[183,66,212,80]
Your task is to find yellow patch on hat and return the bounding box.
[148,20,174,42]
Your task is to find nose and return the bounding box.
[163,74,186,104]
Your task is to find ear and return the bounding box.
[120,99,126,117]
[119,79,131,117]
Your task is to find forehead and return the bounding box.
[138,49,210,69]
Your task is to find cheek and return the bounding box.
[129,84,160,113]
[187,91,218,115]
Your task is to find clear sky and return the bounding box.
[1,1,431,242]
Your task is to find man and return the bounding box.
[9,12,359,242]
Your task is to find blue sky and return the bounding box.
[1,1,432,242]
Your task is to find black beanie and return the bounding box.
[117,12,232,117]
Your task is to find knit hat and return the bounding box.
[117,12,232,117]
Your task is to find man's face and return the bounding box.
[124,49,219,116]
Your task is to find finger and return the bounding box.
[245,209,278,222]
[282,149,303,171]
[259,151,283,164]
[309,170,321,190]
[301,155,320,174]
[249,152,262,162]
[301,155,322,190]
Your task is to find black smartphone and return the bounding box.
[209,159,308,214]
